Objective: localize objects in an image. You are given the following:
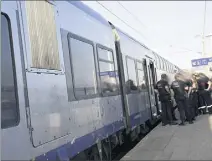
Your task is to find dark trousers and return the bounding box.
[192,92,199,116]
[191,92,198,118]
[172,105,177,119]
[198,90,211,106]
[186,94,195,121]
[198,90,212,114]
[161,100,173,124]
[176,100,186,123]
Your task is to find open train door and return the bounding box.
[143,58,159,120]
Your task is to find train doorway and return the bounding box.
[143,58,159,119]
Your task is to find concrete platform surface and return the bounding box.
[121,115,212,160]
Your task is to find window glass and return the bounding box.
[126,58,138,91]
[25,1,60,70]
[165,61,167,71]
[161,58,165,70]
[137,61,143,70]
[97,47,118,94]
[98,47,113,61]
[1,14,19,128]
[69,38,97,98]
[99,61,118,93]
[136,61,146,89]
[159,57,162,70]
[155,54,159,69]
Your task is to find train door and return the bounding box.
[143,58,158,119]
[151,62,161,115]
[1,1,32,159]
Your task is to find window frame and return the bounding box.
[1,13,20,129]
[125,55,139,93]
[19,1,64,75]
[96,43,119,97]
[67,32,99,100]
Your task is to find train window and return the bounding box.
[25,1,60,70]
[97,45,118,95]
[167,63,170,72]
[126,57,138,91]
[171,65,173,73]
[137,61,146,90]
[158,55,161,69]
[156,55,159,69]
[165,61,168,71]
[1,13,19,129]
[98,47,113,61]
[159,56,162,70]
[157,56,160,69]
[69,37,97,99]
[162,58,165,70]
[156,54,160,69]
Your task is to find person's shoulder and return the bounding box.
[161,80,169,84]
[156,80,161,84]
[171,80,176,84]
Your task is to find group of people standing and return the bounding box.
[155,72,212,126]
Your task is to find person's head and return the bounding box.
[161,74,168,81]
[192,73,197,80]
[174,73,181,80]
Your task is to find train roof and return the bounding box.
[67,1,109,26]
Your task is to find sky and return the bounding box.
[83,1,212,69]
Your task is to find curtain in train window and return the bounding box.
[97,47,118,94]
[126,57,138,91]
[69,38,97,99]
[25,1,60,70]
[1,14,19,129]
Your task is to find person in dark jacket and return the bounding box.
[185,78,196,121]
[171,73,193,125]
[155,74,177,126]
[196,73,212,114]
[191,74,199,116]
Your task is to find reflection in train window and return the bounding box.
[137,62,146,90]
[69,37,97,99]
[97,46,118,94]
[126,57,138,91]
[1,13,19,129]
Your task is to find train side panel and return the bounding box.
[2,1,125,160]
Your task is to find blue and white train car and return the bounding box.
[1,1,179,160]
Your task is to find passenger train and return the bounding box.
[1,1,180,160]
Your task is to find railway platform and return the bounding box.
[121,114,212,160]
